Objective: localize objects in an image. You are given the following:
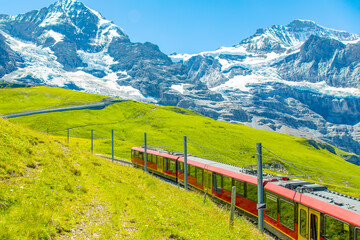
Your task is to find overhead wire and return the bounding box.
[44,126,359,180]
[262,145,307,175]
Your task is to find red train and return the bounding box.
[131,147,360,240]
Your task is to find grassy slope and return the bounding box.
[0,86,105,115]
[2,87,360,197]
[0,118,266,239]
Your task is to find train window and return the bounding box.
[169,160,176,173]
[138,152,143,160]
[146,154,152,163]
[178,162,184,172]
[157,156,163,165]
[356,228,360,240]
[223,176,232,192]
[300,209,307,238]
[324,215,349,240]
[265,193,277,220]
[187,165,195,177]
[234,180,245,196]
[279,199,294,230]
[196,167,203,185]
[246,183,258,202]
[214,173,222,192]
[165,158,169,171]
[131,150,135,158]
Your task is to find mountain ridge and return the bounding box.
[1,0,360,155]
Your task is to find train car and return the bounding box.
[131,147,360,240]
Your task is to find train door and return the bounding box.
[204,170,212,194]
[309,208,320,240]
[298,205,320,240]
[298,205,309,240]
[157,156,163,172]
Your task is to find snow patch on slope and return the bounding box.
[78,50,116,72]
[171,84,186,94]
[39,30,65,45]
[1,30,153,103]
[1,30,63,70]
[212,73,360,98]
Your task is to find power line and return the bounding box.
[262,145,307,175]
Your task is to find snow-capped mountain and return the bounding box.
[0,0,217,103]
[1,1,360,158]
[238,19,359,53]
[170,20,360,157]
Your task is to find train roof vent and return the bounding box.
[298,184,328,193]
[334,201,344,206]
[279,180,311,190]
[172,152,184,157]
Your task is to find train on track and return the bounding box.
[131,147,360,240]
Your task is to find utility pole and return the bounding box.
[184,136,188,190]
[256,143,266,233]
[91,130,93,154]
[144,132,147,172]
[230,186,236,227]
[111,129,114,162]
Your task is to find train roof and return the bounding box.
[268,180,360,226]
[184,155,286,185]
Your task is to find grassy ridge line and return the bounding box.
[0,86,106,115]
[0,118,266,239]
[10,100,360,197]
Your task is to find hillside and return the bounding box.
[0,85,105,115]
[2,86,360,198]
[0,117,267,239]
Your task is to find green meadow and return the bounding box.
[0,85,105,115]
[0,118,267,239]
[2,86,360,198]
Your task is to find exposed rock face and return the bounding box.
[184,55,228,88]
[275,35,360,88]
[108,39,187,99]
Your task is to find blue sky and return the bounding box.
[1,0,359,54]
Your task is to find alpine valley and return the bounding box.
[1,0,360,159]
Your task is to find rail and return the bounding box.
[95,154,134,167]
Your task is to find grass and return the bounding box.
[2,86,360,198]
[0,86,106,115]
[0,118,267,239]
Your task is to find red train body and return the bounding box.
[131,147,360,240]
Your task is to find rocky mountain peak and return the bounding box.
[286,19,318,30]
[237,19,360,54]
[48,0,102,27]
[54,0,82,9]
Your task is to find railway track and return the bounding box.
[95,154,134,167]
[96,154,183,187]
